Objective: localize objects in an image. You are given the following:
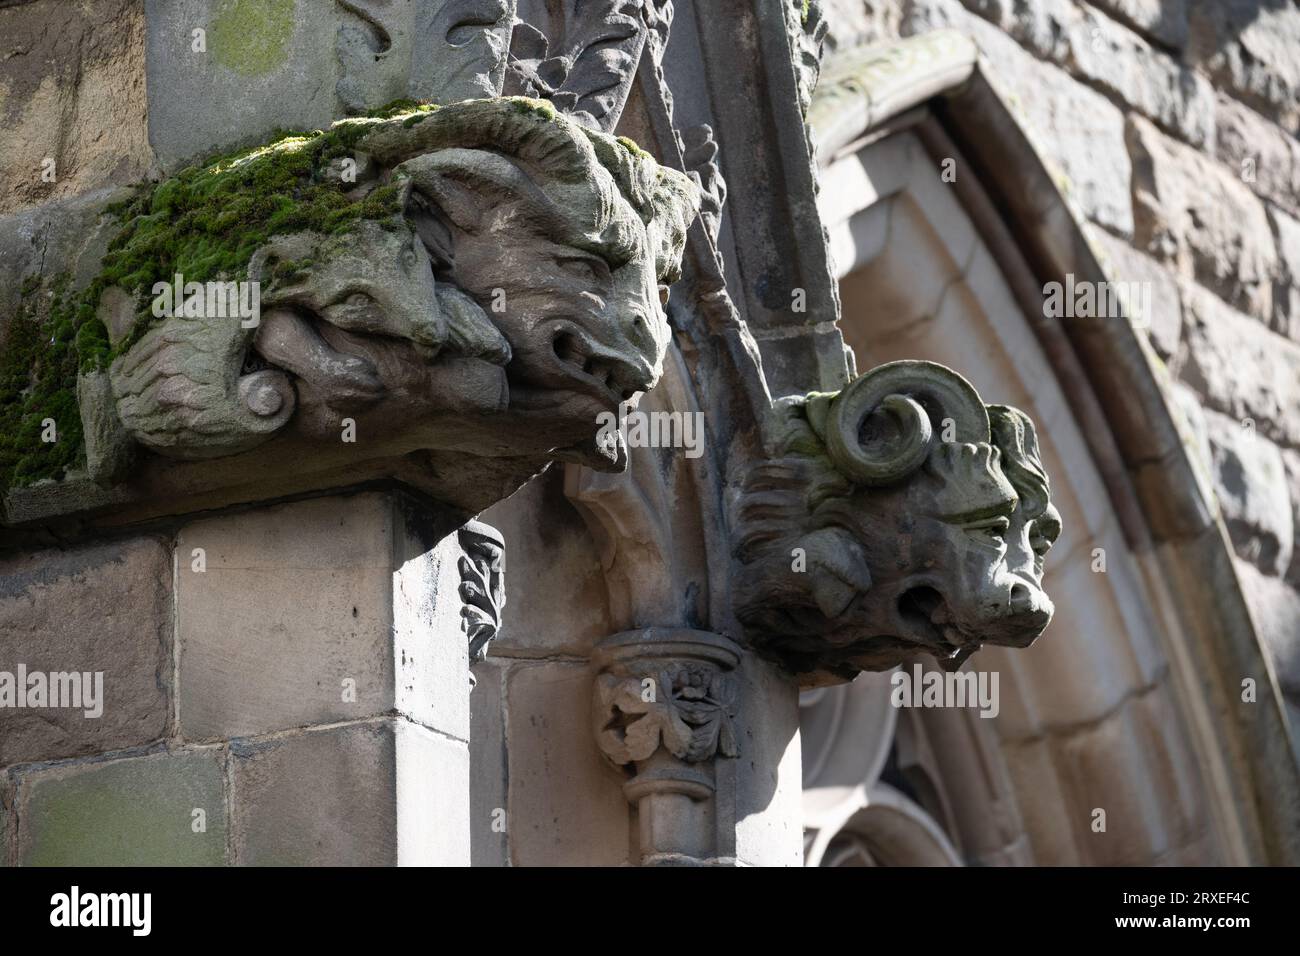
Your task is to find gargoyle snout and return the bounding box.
[550,325,657,403]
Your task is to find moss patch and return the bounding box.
[0,275,88,492]
[2,100,438,494]
[616,135,650,159]
[210,0,296,77]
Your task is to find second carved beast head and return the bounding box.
[732,361,1061,685]
[94,98,700,481]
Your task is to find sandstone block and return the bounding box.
[230,718,468,866]
[1203,409,1293,577]
[1128,115,1276,322]
[1085,225,1183,358]
[17,749,227,866]
[1269,204,1300,341]
[0,0,153,215]
[905,0,1134,236]
[1180,283,1300,451]
[1215,94,1300,221]
[1189,2,1300,133]
[176,492,469,743]
[505,662,629,865]
[469,659,508,867]
[0,537,171,767]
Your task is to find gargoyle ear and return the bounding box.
[800,527,872,618]
[404,187,458,274]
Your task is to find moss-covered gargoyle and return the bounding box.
[5,97,699,520]
[732,361,1061,685]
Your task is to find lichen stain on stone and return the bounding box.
[210,0,295,77]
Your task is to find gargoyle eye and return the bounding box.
[346,292,372,307]
[557,255,605,283]
[965,516,1009,546]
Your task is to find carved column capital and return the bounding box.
[592,628,740,862]
[732,360,1061,685]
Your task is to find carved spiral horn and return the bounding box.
[822,360,991,486]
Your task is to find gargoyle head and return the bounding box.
[97,98,699,474]
[732,360,1061,685]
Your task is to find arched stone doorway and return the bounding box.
[800,31,1300,866]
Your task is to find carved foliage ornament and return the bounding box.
[506,0,648,132]
[593,629,740,799]
[458,519,507,666]
[733,361,1061,684]
[86,99,700,483]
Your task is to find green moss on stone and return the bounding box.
[509,97,557,121]
[209,0,295,77]
[0,275,87,491]
[616,136,651,159]
[2,101,439,494]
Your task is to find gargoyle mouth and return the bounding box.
[896,585,981,669]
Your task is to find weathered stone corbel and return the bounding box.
[732,360,1061,685]
[4,98,701,527]
[458,520,506,683]
[593,628,740,865]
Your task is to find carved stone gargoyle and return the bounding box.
[71,97,699,518]
[732,360,1061,685]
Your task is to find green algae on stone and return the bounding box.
[209,0,295,77]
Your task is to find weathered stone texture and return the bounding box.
[468,659,508,867]
[478,471,613,657]
[0,0,153,215]
[1236,563,1300,732]
[176,495,398,741]
[1187,1,1300,133]
[960,0,1214,147]
[904,0,1135,236]
[1089,0,1189,52]
[1215,94,1300,221]
[230,719,468,866]
[231,721,396,866]
[17,749,227,866]
[505,662,629,866]
[1202,409,1294,577]
[1128,115,1276,322]
[1285,448,1300,591]
[1270,205,1300,341]
[1085,224,1182,358]
[1180,284,1300,452]
[0,537,171,767]
[144,0,344,171]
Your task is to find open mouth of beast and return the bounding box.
[896,585,981,670]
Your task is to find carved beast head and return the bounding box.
[101,99,699,472]
[732,360,1061,684]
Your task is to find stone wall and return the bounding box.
[0,492,472,865]
[823,0,1300,725]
